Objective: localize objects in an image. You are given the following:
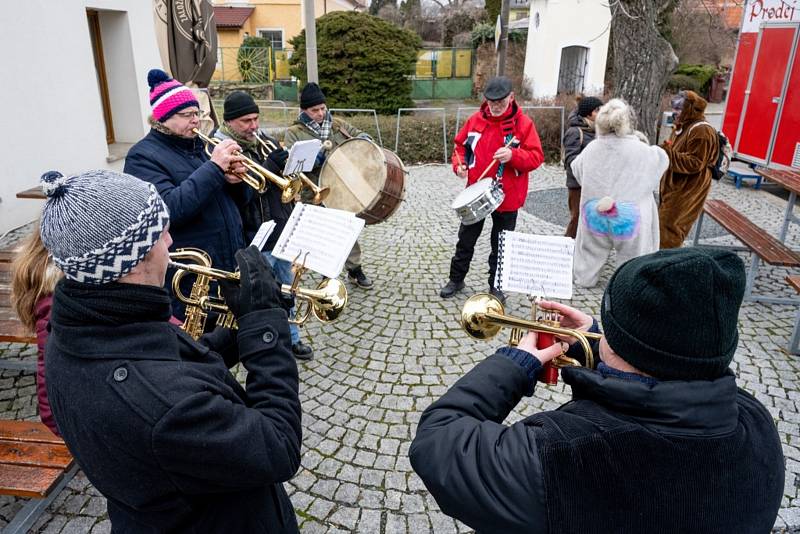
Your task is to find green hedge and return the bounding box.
[276,111,563,165]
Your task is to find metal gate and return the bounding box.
[557,46,589,95]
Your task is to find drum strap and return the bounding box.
[495,133,514,180]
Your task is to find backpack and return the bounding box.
[688,121,731,180]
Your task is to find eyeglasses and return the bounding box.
[175,110,203,119]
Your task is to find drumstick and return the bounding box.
[476,137,517,181]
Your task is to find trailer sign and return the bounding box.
[744,0,800,33]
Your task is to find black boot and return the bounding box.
[489,287,507,305]
[439,280,465,298]
[347,266,373,289]
[292,342,314,361]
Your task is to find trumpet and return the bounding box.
[169,249,347,339]
[192,128,302,202]
[254,134,330,205]
[460,293,601,382]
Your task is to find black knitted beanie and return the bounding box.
[223,91,259,121]
[600,247,745,381]
[300,82,326,109]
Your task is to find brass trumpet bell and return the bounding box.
[288,277,347,325]
[460,293,599,369]
[193,128,302,201]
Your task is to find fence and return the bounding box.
[412,48,474,100]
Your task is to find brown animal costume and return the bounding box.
[658,91,719,248]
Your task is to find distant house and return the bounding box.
[212,0,366,51]
[522,0,611,98]
[0,1,162,234]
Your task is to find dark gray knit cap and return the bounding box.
[600,247,745,381]
[39,170,170,284]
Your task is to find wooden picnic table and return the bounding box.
[16,186,45,200]
[756,168,800,242]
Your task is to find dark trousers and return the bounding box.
[565,187,581,238]
[449,210,518,288]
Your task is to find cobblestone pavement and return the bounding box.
[1,165,799,532]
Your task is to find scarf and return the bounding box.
[219,122,261,153]
[299,110,333,141]
[51,278,173,328]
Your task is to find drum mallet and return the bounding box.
[476,137,518,181]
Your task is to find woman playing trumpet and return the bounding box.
[124,69,250,320]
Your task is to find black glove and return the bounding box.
[267,148,289,172]
[219,246,284,317]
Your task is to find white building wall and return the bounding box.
[523,0,611,98]
[0,0,163,234]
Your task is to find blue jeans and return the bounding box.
[263,252,300,345]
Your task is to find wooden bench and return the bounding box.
[692,199,800,304]
[0,420,78,534]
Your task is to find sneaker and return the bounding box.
[489,287,507,305]
[347,267,373,289]
[292,342,314,361]
[439,280,465,298]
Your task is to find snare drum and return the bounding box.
[318,138,406,225]
[451,179,505,225]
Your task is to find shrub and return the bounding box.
[289,12,421,114]
[667,73,701,94]
[672,64,718,95]
[471,23,525,48]
[237,36,271,83]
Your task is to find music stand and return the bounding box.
[286,139,322,175]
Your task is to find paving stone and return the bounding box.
[4,165,799,532]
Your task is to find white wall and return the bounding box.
[0,0,163,234]
[523,0,611,98]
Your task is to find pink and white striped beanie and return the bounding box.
[148,69,199,122]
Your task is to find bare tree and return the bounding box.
[610,0,679,142]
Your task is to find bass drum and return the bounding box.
[318,138,406,224]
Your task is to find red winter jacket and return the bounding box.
[452,100,544,212]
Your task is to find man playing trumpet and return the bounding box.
[214,91,313,360]
[440,76,544,303]
[124,69,249,319]
[411,248,783,533]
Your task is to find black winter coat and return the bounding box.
[563,112,596,189]
[410,351,784,534]
[46,280,301,533]
[124,129,249,318]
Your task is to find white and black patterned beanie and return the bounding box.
[39,170,170,284]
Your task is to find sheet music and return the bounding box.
[272,203,365,279]
[285,139,322,174]
[495,231,574,299]
[249,221,276,251]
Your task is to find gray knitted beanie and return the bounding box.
[39,170,170,284]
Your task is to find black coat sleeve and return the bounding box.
[563,126,583,169]
[151,308,301,491]
[409,353,548,533]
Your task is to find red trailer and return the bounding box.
[723,0,800,170]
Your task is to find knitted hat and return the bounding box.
[39,170,170,285]
[148,69,199,122]
[300,82,326,109]
[577,96,603,117]
[600,247,745,381]
[223,91,259,121]
[483,77,512,100]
